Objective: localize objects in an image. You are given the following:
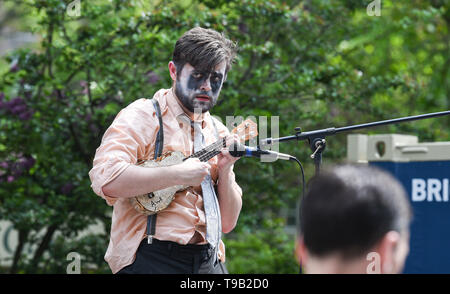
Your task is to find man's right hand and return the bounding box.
[177,158,211,186]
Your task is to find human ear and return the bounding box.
[168,61,177,81]
[295,236,308,267]
[376,231,400,274]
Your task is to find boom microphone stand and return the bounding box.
[261,110,450,175]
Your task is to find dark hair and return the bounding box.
[299,164,412,259]
[172,27,237,75]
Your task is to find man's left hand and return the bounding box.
[217,134,240,172]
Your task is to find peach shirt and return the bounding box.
[88,88,242,274]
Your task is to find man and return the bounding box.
[296,164,412,274]
[89,27,242,274]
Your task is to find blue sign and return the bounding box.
[370,160,450,274]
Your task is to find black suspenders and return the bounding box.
[152,99,164,158]
[146,98,163,244]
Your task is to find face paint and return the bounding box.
[174,62,226,113]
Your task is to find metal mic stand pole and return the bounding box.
[262,110,450,175]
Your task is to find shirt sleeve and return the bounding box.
[88,98,158,206]
[211,116,243,197]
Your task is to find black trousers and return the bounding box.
[117,239,228,274]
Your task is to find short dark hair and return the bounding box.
[299,164,412,259]
[172,27,237,75]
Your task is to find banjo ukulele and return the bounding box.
[130,118,258,215]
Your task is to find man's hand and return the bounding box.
[178,158,211,186]
[217,134,241,173]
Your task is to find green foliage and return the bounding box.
[224,217,299,274]
[0,0,448,273]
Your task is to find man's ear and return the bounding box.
[168,61,177,82]
[295,236,308,267]
[375,231,400,274]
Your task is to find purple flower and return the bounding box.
[9,97,24,106]
[18,110,33,121]
[10,162,23,177]
[61,183,74,195]
[11,169,22,178]
[0,161,8,169]
[238,23,249,35]
[22,156,35,170]
[7,175,15,183]
[145,71,161,85]
[10,104,27,115]
[2,96,33,120]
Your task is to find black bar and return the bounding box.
[268,110,450,144]
[335,110,450,134]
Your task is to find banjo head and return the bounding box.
[130,151,187,215]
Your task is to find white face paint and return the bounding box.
[174,62,226,113]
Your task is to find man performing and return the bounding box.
[89,27,242,274]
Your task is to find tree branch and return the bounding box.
[29,224,58,272]
[9,229,29,274]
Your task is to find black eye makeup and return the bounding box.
[192,72,203,79]
[186,68,224,94]
[191,70,223,81]
[211,73,223,83]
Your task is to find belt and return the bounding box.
[138,238,218,273]
[142,238,214,262]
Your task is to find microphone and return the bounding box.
[228,143,294,161]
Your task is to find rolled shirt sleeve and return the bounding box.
[211,116,243,197]
[88,98,158,206]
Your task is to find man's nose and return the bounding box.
[200,76,211,92]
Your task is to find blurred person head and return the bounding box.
[296,164,412,274]
[168,27,238,114]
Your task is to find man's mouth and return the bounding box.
[195,95,210,102]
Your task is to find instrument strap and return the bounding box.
[210,116,220,195]
[146,98,164,244]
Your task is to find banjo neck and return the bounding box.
[184,137,227,162]
[136,118,256,165]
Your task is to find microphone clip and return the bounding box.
[310,138,326,159]
[308,137,326,175]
